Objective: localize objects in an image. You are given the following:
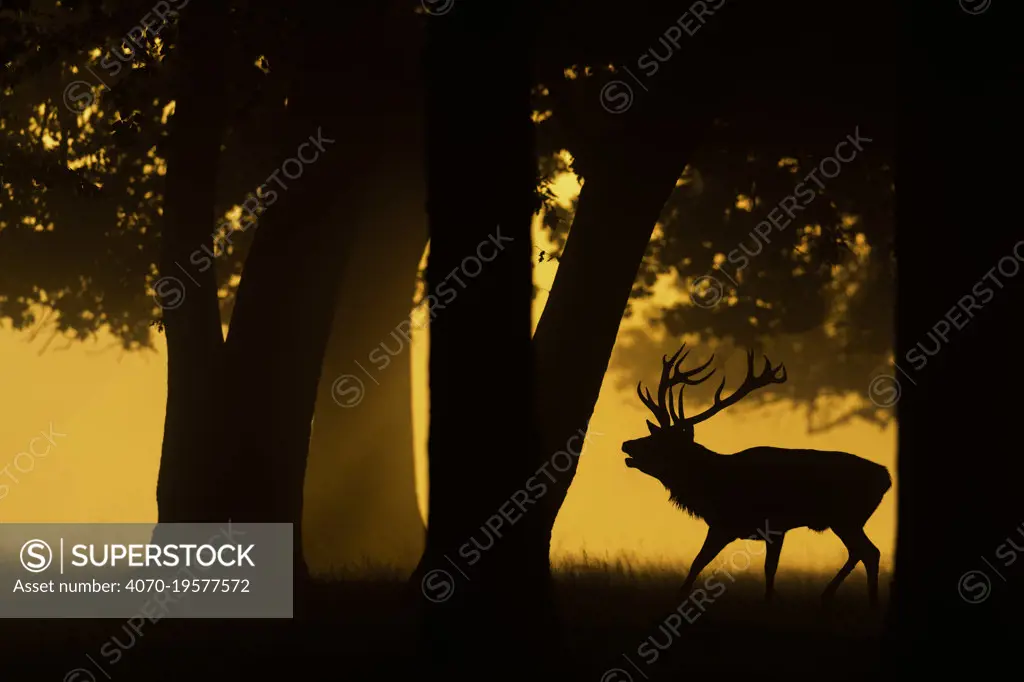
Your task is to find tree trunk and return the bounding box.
[219,61,351,589]
[218,5,425,589]
[530,115,712,534]
[305,85,427,577]
[886,65,1023,668]
[155,0,229,524]
[413,2,541,677]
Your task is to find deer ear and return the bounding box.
[646,420,660,435]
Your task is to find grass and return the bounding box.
[6,558,889,681]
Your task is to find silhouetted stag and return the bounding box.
[622,343,891,606]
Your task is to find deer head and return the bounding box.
[622,343,787,479]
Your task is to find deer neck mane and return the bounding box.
[664,442,724,522]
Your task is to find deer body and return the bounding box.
[653,445,892,535]
[623,344,891,606]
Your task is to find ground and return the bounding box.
[8,559,888,681]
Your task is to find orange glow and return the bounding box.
[0,171,894,576]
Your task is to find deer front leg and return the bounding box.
[679,526,733,595]
[764,532,785,601]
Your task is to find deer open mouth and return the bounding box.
[624,457,637,468]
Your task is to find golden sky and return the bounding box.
[0,171,895,576]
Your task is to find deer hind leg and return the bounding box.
[851,527,881,606]
[823,526,880,605]
[679,526,733,596]
[821,553,859,605]
[764,532,785,601]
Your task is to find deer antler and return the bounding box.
[683,349,787,426]
[636,343,716,428]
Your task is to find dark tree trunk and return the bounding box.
[218,44,352,589]
[530,115,711,534]
[305,80,427,576]
[218,5,424,590]
[413,2,540,677]
[155,0,229,524]
[220,151,353,588]
[887,44,1023,670]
